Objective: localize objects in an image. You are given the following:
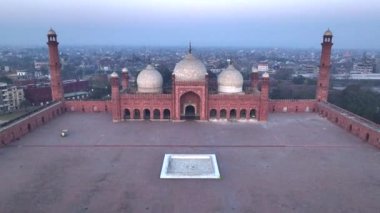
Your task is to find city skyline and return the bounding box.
[1,0,380,49]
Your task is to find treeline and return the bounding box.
[329,85,380,124]
[270,75,316,99]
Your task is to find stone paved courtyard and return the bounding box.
[0,113,379,213]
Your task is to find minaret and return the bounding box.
[259,73,269,121]
[47,28,64,101]
[251,66,259,90]
[316,29,333,102]
[121,67,129,90]
[110,72,121,122]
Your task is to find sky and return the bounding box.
[1,0,380,49]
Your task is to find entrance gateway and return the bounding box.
[183,104,197,120]
[180,91,201,120]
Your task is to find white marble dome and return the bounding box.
[217,64,244,93]
[137,65,163,93]
[173,54,207,81]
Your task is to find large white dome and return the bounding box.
[173,54,207,81]
[136,65,163,93]
[217,64,244,93]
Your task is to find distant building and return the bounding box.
[258,63,269,72]
[352,63,374,73]
[16,71,27,80]
[0,82,25,113]
[34,61,49,70]
[376,58,380,73]
[24,79,90,105]
[4,66,10,72]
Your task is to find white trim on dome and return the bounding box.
[218,85,243,93]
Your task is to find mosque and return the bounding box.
[47,29,335,123]
[110,47,269,122]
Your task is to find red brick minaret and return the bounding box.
[316,29,333,102]
[111,72,121,122]
[259,73,269,121]
[121,67,129,90]
[251,67,259,90]
[47,28,64,101]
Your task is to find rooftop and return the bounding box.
[0,113,379,212]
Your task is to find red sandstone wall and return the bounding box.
[208,94,261,120]
[317,102,380,148]
[64,100,111,113]
[269,99,317,113]
[120,94,172,120]
[0,102,65,146]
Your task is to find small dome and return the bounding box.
[217,64,244,93]
[324,29,333,36]
[173,53,207,81]
[263,72,269,78]
[110,72,118,78]
[137,65,163,93]
[252,67,258,73]
[122,67,128,73]
[47,28,56,36]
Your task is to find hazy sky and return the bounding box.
[1,0,379,49]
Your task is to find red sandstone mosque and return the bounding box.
[47,28,332,123]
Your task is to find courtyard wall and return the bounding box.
[269,99,317,113]
[317,102,380,148]
[64,100,111,113]
[0,102,65,146]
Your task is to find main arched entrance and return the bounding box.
[180,91,201,120]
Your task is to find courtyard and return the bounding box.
[0,113,379,212]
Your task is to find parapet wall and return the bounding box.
[269,99,317,113]
[0,102,65,146]
[317,102,380,148]
[64,100,112,113]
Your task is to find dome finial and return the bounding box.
[188,41,192,54]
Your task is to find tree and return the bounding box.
[0,75,13,84]
[329,85,380,124]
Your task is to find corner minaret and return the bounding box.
[251,66,259,91]
[316,29,333,102]
[259,72,269,121]
[121,67,129,90]
[47,28,64,101]
[110,72,121,122]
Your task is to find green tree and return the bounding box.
[329,85,380,124]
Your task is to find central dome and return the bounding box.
[137,65,163,93]
[217,64,244,93]
[173,54,207,81]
